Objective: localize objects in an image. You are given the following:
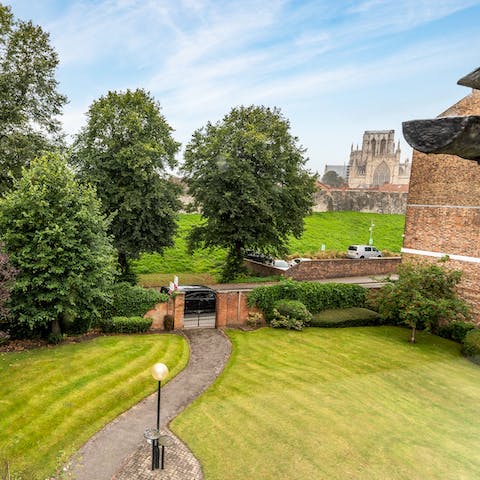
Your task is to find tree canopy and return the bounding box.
[182,105,316,281]
[321,170,346,188]
[0,153,116,338]
[71,89,181,279]
[0,4,66,194]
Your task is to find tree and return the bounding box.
[0,152,117,338]
[0,4,66,194]
[0,242,17,324]
[71,89,181,280]
[182,105,316,282]
[369,262,472,343]
[321,170,345,187]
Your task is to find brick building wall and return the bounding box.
[245,258,401,280]
[402,89,480,323]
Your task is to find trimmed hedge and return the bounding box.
[99,316,153,334]
[310,308,382,328]
[248,280,367,320]
[462,329,480,364]
[102,282,168,318]
[437,321,475,343]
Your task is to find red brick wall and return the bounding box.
[403,89,480,323]
[245,258,401,280]
[216,290,263,327]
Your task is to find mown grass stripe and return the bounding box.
[0,333,188,479]
[172,327,480,480]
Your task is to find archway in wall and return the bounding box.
[373,161,391,186]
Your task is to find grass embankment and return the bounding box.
[0,334,188,479]
[133,212,405,286]
[172,327,480,480]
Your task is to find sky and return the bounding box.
[6,0,480,175]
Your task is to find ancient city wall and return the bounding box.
[312,189,407,214]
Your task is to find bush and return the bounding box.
[462,329,480,364]
[0,330,10,346]
[248,279,367,320]
[270,300,311,331]
[368,262,472,343]
[99,316,153,334]
[437,321,475,343]
[103,283,168,319]
[310,308,382,328]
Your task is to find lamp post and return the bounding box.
[145,362,169,470]
[368,220,375,246]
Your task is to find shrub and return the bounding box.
[99,316,152,334]
[462,329,480,364]
[248,279,367,320]
[48,333,65,345]
[103,283,168,319]
[0,330,10,346]
[246,312,264,328]
[310,308,382,328]
[274,300,312,324]
[368,262,472,343]
[270,300,311,331]
[437,321,475,343]
[163,314,174,331]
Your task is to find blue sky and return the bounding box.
[7,0,480,175]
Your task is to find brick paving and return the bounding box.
[112,428,202,480]
[67,329,231,480]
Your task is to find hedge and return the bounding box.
[462,329,480,364]
[102,282,168,319]
[436,321,475,343]
[98,316,153,334]
[310,308,382,328]
[248,280,367,319]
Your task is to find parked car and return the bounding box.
[270,259,290,270]
[244,250,273,264]
[289,257,312,266]
[346,245,382,259]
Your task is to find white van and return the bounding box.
[346,245,382,259]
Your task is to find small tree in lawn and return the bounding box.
[71,89,181,282]
[182,105,316,282]
[0,152,117,338]
[0,243,17,325]
[369,262,472,343]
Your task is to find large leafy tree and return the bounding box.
[182,105,316,282]
[0,4,66,194]
[0,153,117,338]
[71,89,181,279]
[321,170,346,188]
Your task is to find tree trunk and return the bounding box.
[410,325,416,343]
[51,318,61,336]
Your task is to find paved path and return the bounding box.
[67,329,231,480]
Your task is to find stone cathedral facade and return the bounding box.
[347,130,411,188]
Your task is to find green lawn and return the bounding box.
[0,334,188,479]
[133,212,405,286]
[171,327,480,480]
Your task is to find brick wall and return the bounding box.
[245,257,401,280]
[216,290,263,327]
[402,89,480,323]
[144,293,185,330]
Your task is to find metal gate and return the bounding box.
[183,287,216,329]
[183,312,216,329]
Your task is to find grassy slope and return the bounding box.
[133,212,405,285]
[0,334,188,479]
[171,327,480,480]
